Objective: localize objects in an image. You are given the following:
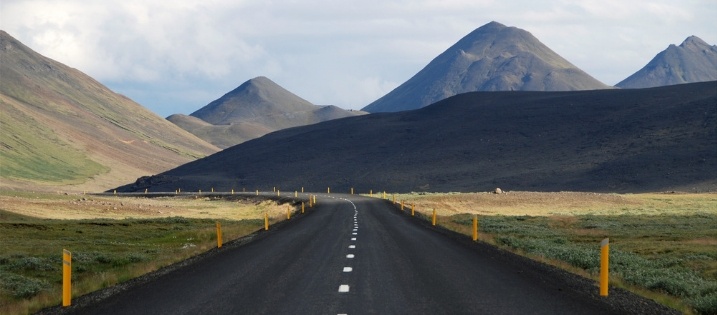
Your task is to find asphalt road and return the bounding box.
[54,193,673,314]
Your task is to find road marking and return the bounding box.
[352,232,357,235]
[353,229,357,231]
[351,237,356,241]
[343,267,352,272]
[349,245,356,249]
[339,285,350,292]
[346,254,355,258]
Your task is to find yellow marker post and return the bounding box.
[328,187,330,194]
[393,194,396,203]
[351,187,354,195]
[175,190,178,194]
[232,189,234,195]
[313,195,317,205]
[302,202,305,214]
[400,201,404,211]
[178,188,181,193]
[301,187,304,193]
[113,189,117,195]
[432,209,437,226]
[411,204,415,216]
[144,188,148,194]
[472,216,478,241]
[62,249,71,307]
[211,187,214,193]
[295,191,298,197]
[199,189,202,195]
[287,206,291,220]
[600,238,610,296]
[216,222,222,248]
[264,212,269,230]
[273,186,276,192]
[277,190,280,197]
[370,190,373,197]
[256,189,259,196]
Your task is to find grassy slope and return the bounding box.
[0,31,218,190]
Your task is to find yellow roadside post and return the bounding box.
[472,216,478,241]
[295,191,298,197]
[600,238,610,296]
[62,249,71,307]
[277,190,280,196]
[256,189,259,196]
[199,189,202,195]
[383,191,386,199]
[231,189,234,195]
[113,189,116,195]
[400,201,404,210]
[328,187,330,194]
[273,186,276,192]
[411,204,415,216]
[313,195,317,205]
[432,209,437,226]
[370,189,373,197]
[144,188,148,194]
[264,212,269,230]
[351,187,354,195]
[302,202,305,214]
[211,187,214,193]
[287,205,291,220]
[216,222,222,248]
[178,188,181,193]
[301,187,304,193]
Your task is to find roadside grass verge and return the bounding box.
[0,193,293,315]
[390,192,717,315]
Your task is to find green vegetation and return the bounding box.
[439,212,717,314]
[0,101,108,183]
[0,209,262,314]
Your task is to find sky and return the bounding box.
[2,0,716,117]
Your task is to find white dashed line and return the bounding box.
[352,232,357,235]
[346,254,355,258]
[349,245,356,249]
[343,267,352,272]
[339,285,350,292]
[351,237,356,241]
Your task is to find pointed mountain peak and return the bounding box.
[617,36,717,88]
[679,36,711,49]
[362,21,608,112]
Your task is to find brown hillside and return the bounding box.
[0,31,219,191]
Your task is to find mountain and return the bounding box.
[616,36,717,88]
[362,21,610,113]
[169,76,365,148]
[119,81,717,194]
[0,31,219,191]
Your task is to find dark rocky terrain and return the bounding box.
[119,81,717,194]
[169,76,365,148]
[362,21,610,113]
[617,36,717,88]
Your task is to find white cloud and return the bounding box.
[2,0,716,116]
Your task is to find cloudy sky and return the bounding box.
[2,0,716,117]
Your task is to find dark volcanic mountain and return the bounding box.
[616,36,717,88]
[362,21,610,113]
[0,31,219,191]
[170,76,364,148]
[120,81,717,194]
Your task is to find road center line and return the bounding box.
[343,267,352,272]
[349,245,356,249]
[338,284,350,292]
[346,254,355,258]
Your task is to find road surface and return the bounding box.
[51,193,673,314]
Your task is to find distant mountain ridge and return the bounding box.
[617,36,717,88]
[362,21,610,113]
[0,30,219,191]
[120,81,717,194]
[169,76,365,148]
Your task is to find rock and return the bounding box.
[494,188,503,194]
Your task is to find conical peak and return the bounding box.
[679,36,710,49]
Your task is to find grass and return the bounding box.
[0,192,293,315]
[388,191,717,315]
